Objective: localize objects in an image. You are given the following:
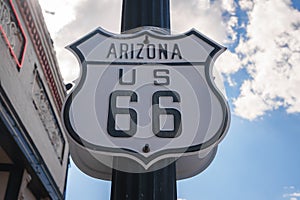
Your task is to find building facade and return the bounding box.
[0,0,69,199]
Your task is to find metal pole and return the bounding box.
[121,0,170,32]
[111,0,177,199]
[111,162,177,200]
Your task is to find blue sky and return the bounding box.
[64,112,300,200]
[65,112,300,200]
[39,0,300,199]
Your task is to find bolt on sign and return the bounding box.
[62,27,230,180]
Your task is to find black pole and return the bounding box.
[111,161,177,200]
[121,0,170,32]
[111,0,177,199]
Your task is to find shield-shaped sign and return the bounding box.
[62,27,230,180]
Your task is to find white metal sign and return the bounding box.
[62,27,230,180]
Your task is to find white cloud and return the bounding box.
[239,0,254,11]
[225,16,238,43]
[171,0,238,44]
[222,0,236,14]
[291,193,300,197]
[215,50,241,75]
[171,0,227,43]
[39,0,83,37]
[283,186,300,200]
[39,0,300,121]
[233,80,273,120]
[40,0,122,82]
[232,0,300,120]
[215,50,242,87]
[283,192,300,200]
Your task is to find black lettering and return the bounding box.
[137,43,144,59]
[130,43,134,59]
[147,44,156,59]
[120,43,129,59]
[107,90,138,137]
[152,91,182,138]
[159,44,168,59]
[119,68,136,85]
[154,69,170,86]
[171,44,182,59]
[106,43,117,59]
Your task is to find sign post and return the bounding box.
[111,1,176,199]
[61,0,230,199]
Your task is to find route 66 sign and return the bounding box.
[62,27,230,180]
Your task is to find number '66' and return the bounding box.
[107,90,182,138]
